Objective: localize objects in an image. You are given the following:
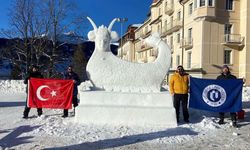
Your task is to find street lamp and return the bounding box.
[179,0,184,66]
[117,18,128,59]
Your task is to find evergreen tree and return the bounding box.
[11,65,22,79]
[73,44,87,81]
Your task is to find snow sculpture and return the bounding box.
[76,17,177,127]
[86,17,171,92]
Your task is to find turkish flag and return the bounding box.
[28,78,74,109]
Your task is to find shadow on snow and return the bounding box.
[44,127,198,150]
[0,125,40,148]
[0,101,26,107]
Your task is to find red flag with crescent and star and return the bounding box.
[28,78,74,109]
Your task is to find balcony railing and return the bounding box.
[223,34,244,45]
[140,30,151,38]
[162,19,182,36]
[165,5,174,15]
[180,38,193,49]
[148,56,156,62]
[179,0,189,4]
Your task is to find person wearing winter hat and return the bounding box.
[217,65,237,127]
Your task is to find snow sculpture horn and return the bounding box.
[87,17,97,31]
[108,18,118,31]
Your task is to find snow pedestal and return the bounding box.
[75,91,177,127]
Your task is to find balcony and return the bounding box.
[222,34,245,46]
[165,5,174,15]
[138,44,152,52]
[180,38,193,49]
[162,20,182,36]
[193,7,216,20]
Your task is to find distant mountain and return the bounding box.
[57,32,85,44]
[0,35,118,79]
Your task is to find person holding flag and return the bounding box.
[217,65,237,127]
[62,65,80,118]
[189,65,243,128]
[169,65,190,123]
[23,65,43,119]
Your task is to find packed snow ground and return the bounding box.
[0,80,250,150]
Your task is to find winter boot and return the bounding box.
[218,119,224,125]
[23,107,30,119]
[62,109,68,118]
[232,121,237,127]
[37,108,43,117]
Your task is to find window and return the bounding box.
[188,28,193,39]
[200,0,205,7]
[226,0,233,10]
[189,3,193,15]
[177,33,181,43]
[170,56,173,68]
[157,24,161,33]
[165,20,167,26]
[170,16,173,28]
[170,36,173,49]
[177,11,181,21]
[171,0,174,5]
[187,52,192,68]
[224,49,232,64]
[194,0,197,8]
[176,55,180,66]
[208,0,213,6]
[224,24,232,34]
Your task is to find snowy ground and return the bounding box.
[0,80,250,150]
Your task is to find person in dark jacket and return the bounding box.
[62,65,80,117]
[23,65,43,119]
[217,65,237,127]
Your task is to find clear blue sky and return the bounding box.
[0,0,152,37]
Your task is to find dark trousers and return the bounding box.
[173,94,189,122]
[63,96,78,116]
[219,112,237,122]
[23,106,42,117]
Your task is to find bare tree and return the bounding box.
[0,0,87,78]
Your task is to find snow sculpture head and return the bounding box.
[87,17,119,51]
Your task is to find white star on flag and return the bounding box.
[50,90,57,97]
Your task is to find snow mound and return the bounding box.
[0,80,25,93]
[195,117,220,130]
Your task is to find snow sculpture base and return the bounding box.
[76,91,177,127]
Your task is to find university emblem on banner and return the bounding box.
[202,84,227,107]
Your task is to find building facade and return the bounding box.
[118,0,250,85]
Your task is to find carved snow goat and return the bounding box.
[86,17,171,92]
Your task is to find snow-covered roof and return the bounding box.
[130,24,142,28]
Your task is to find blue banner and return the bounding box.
[189,77,243,112]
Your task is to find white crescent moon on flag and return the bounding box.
[36,85,50,101]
